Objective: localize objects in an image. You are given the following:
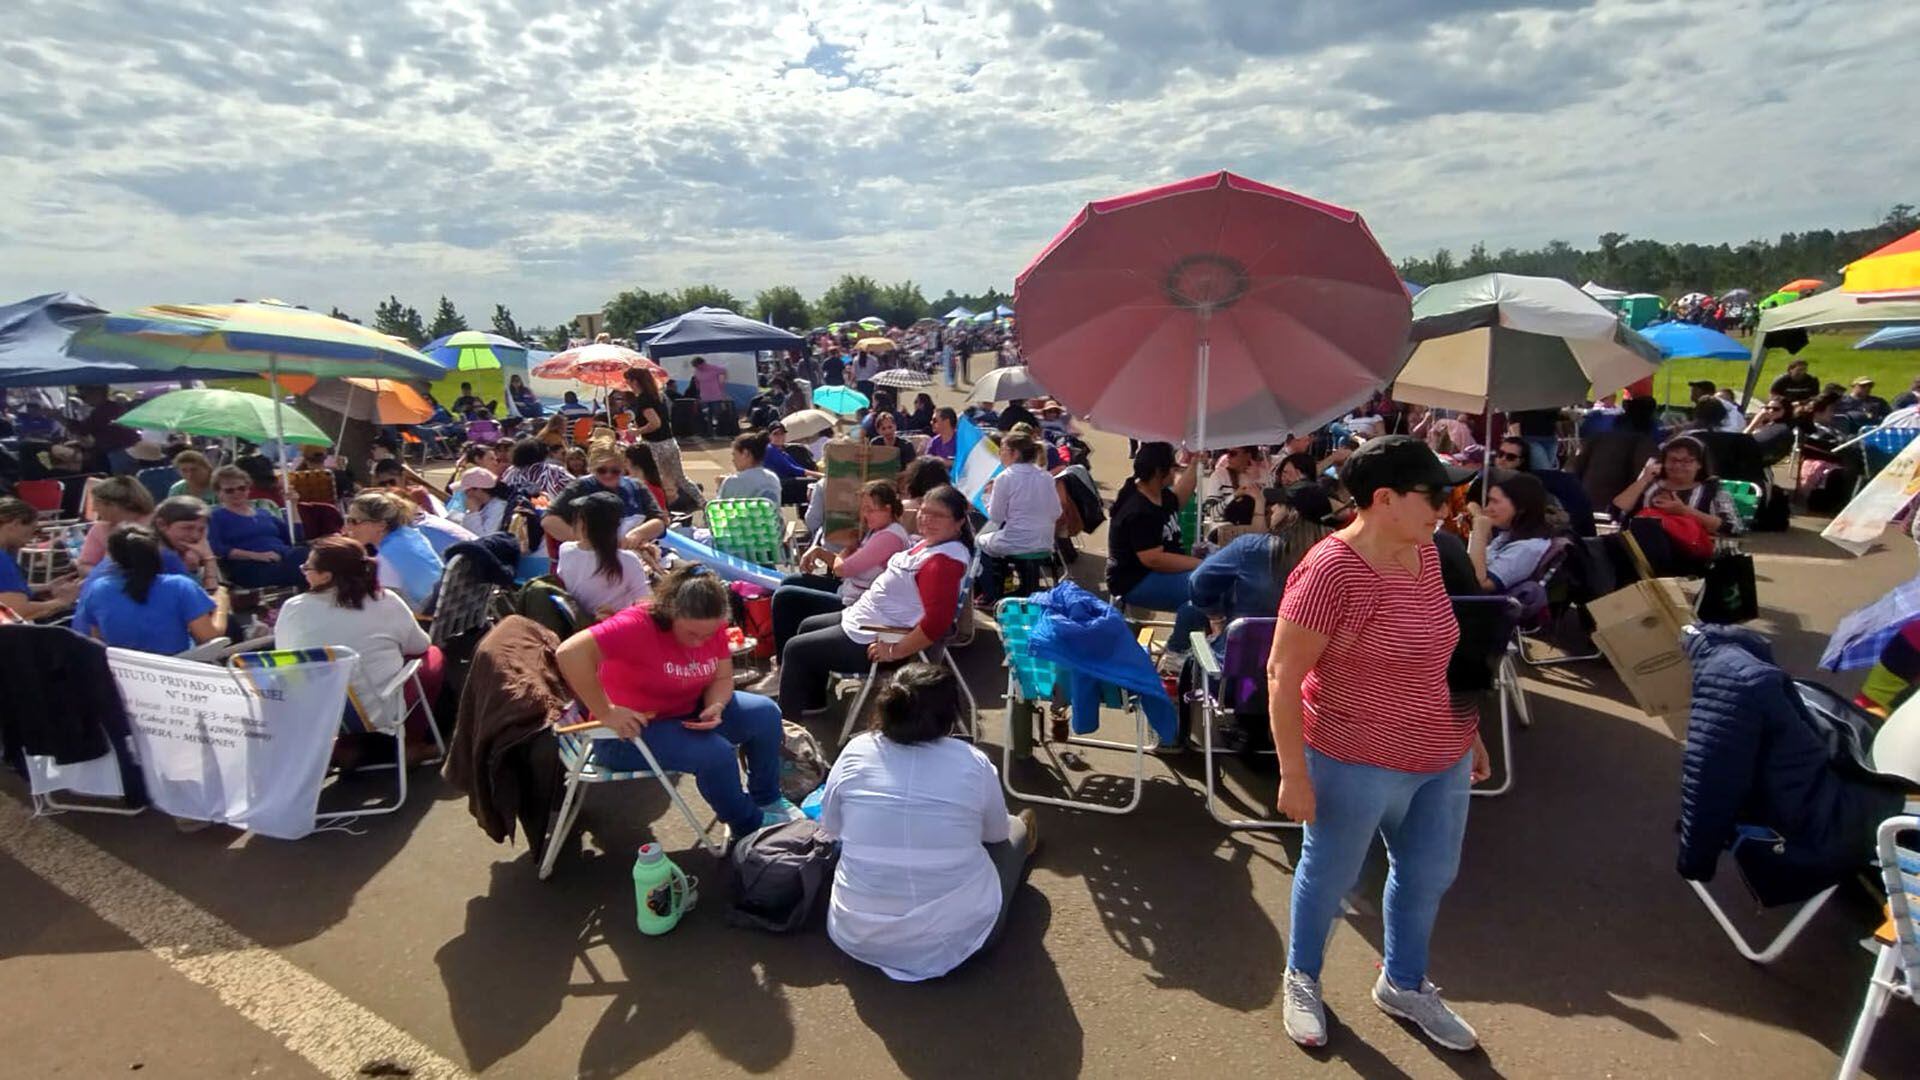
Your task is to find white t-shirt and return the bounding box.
[556,542,652,617]
[273,589,431,731]
[820,732,1010,982]
[979,462,1061,557]
[717,466,781,504]
[458,497,507,536]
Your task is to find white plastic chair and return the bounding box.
[1836,814,1920,1078]
[538,724,726,880]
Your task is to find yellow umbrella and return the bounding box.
[855,336,897,352]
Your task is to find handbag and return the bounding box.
[1697,551,1759,624]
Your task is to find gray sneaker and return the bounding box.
[1283,970,1327,1047]
[1372,972,1478,1051]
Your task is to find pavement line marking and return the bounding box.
[0,796,471,1080]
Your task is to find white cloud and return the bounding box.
[0,0,1913,326]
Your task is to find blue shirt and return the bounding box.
[86,550,191,582]
[1189,533,1286,626]
[0,549,28,596]
[764,443,809,480]
[208,505,292,557]
[73,571,215,654]
[374,525,444,611]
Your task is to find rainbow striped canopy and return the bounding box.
[68,300,443,381]
[1844,229,1920,300]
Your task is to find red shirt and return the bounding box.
[1278,536,1470,773]
[587,602,728,718]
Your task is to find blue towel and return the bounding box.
[1026,580,1178,743]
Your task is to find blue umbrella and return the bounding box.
[1857,325,1920,351]
[1639,321,1750,359]
[643,307,804,359]
[423,329,527,371]
[811,385,869,415]
[1824,570,1920,671]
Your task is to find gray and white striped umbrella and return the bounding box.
[873,367,933,389]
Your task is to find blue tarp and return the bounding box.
[1640,321,1750,360]
[0,292,239,387]
[1857,325,1920,351]
[642,307,803,359]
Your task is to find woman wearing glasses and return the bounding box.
[1270,435,1491,1054]
[540,443,666,550]
[207,465,307,589]
[342,491,445,612]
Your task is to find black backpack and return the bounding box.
[726,818,839,933]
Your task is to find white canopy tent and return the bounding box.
[1740,290,1920,404]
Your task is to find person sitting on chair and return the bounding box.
[0,497,80,620]
[1465,472,1554,593]
[975,431,1063,603]
[868,410,917,468]
[554,564,800,841]
[152,496,222,593]
[167,449,218,502]
[768,481,912,659]
[778,485,972,722]
[1106,441,1205,662]
[717,433,782,504]
[1189,482,1338,642]
[342,491,444,612]
[455,468,509,536]
[276,536,443,764]
[820,662,1040,982]
[73,526,220,654]
[1492,436,1594,538]
[208,466,307,589]
[557,492,653,621]
[542,444,667,549]
[1609,434,1737,579]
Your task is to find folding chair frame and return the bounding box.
[996,598,1147,816]
[1187,628,1295,832]
[1837,813,1920,1079]
[311,658,439,827]
[1685,826,1839,964]
[538,728,726,880]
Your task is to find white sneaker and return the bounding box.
[1283,969,1327,1047]
[1372,972,1478,1051]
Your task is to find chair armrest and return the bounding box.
[379,657,423,701]
[1189,634,1221,677]
[1449,593,1523,614]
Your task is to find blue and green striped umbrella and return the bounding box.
[424,329,526,371]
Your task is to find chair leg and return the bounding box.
[840,661,883,746]
[941,648,978,741]
[623,736,728,856]
[1836,943,1899,1079]
[411,671,446,758]
[538,773,588,881]
[1472,683,1515,798]
[1203,698,1299,831]
[1687,879,1836,963]
[1502,651,1532,729]
[1002,695,1147,815]
[316,730,410,825]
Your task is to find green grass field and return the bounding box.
[1652,330,1920,405]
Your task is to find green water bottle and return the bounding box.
[632,843,695,936]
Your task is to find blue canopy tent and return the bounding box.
[643,307,805,359]
[0,292,238,387]
[1640,321,1751,360]
[1857,326,1920,351]
[1402,279,1425,297]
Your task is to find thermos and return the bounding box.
[632,843,694,935]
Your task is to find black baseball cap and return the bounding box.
[1339,434,1454,503]
[1261,481,1336,525]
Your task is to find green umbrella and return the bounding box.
[116,388,332,446]
[424,329,525,371]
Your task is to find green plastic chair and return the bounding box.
[705,498,785,568]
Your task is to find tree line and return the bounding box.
[1394,205,1916,296]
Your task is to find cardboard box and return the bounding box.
[1588,576,1694,724]
[821,442,901,545]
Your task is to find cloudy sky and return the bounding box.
[3,0,1914,328]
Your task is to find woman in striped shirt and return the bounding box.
[1269,435,1491,1054]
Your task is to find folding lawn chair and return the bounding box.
[838,560,979,746]
[1450,594,1531,798]
[705,497,788,569]
[995,596,1147,815]
[539,716,726,880]
[1837,814,1920,1078]
[1186,617,1295,831]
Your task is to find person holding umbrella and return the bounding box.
[1105,442,1205,661]
[1270,435,1490,1054]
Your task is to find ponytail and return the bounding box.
[106,525,165,604]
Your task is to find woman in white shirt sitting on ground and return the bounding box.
[976,430,1062,602]
[820,662,1039,981]
[556,491,652,621]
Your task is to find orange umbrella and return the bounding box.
[303,377,434,425]
[1842,229,1920,299]
[1777,277,1827,295]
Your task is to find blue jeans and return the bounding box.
[1524,436,1558,471]
[1287,747,1472,990]
[1121,570,1208,655]
[589,692,784,836]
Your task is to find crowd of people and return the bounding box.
[2,315,1912,1054]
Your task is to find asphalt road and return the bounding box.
[5,386,1918,1079]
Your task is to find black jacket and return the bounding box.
[1678,625,1907,904]
[0,624,149,806]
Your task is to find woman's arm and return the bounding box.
[832,529,904,580]
[554,629,649,737]
[870,553,964,660]
[1172,457,1200,505]
[186,610,221,645]
[1136,545,1203,573]
[1,575,80,621]
[634,407,662,438]
[1267,617,1331,823]
[1467,507,1495,591]
[688,655,734,729]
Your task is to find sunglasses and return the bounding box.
[1493,451,1523,463]
[1400,485,1450,509]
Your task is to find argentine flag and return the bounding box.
[953,415,1004,512]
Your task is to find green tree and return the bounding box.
[603,288,675,337]
[753,285,811,329]
[813,274,883,324]
[673,283,742,313]
[425,295,467,340]
[372,295,426,345]
[875,280,930,327]
[490,304,523,342]
[536,324,571,351]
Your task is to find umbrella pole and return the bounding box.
[272,355,296,544]
[1194,316,1211,452]
[335,382,354,449]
